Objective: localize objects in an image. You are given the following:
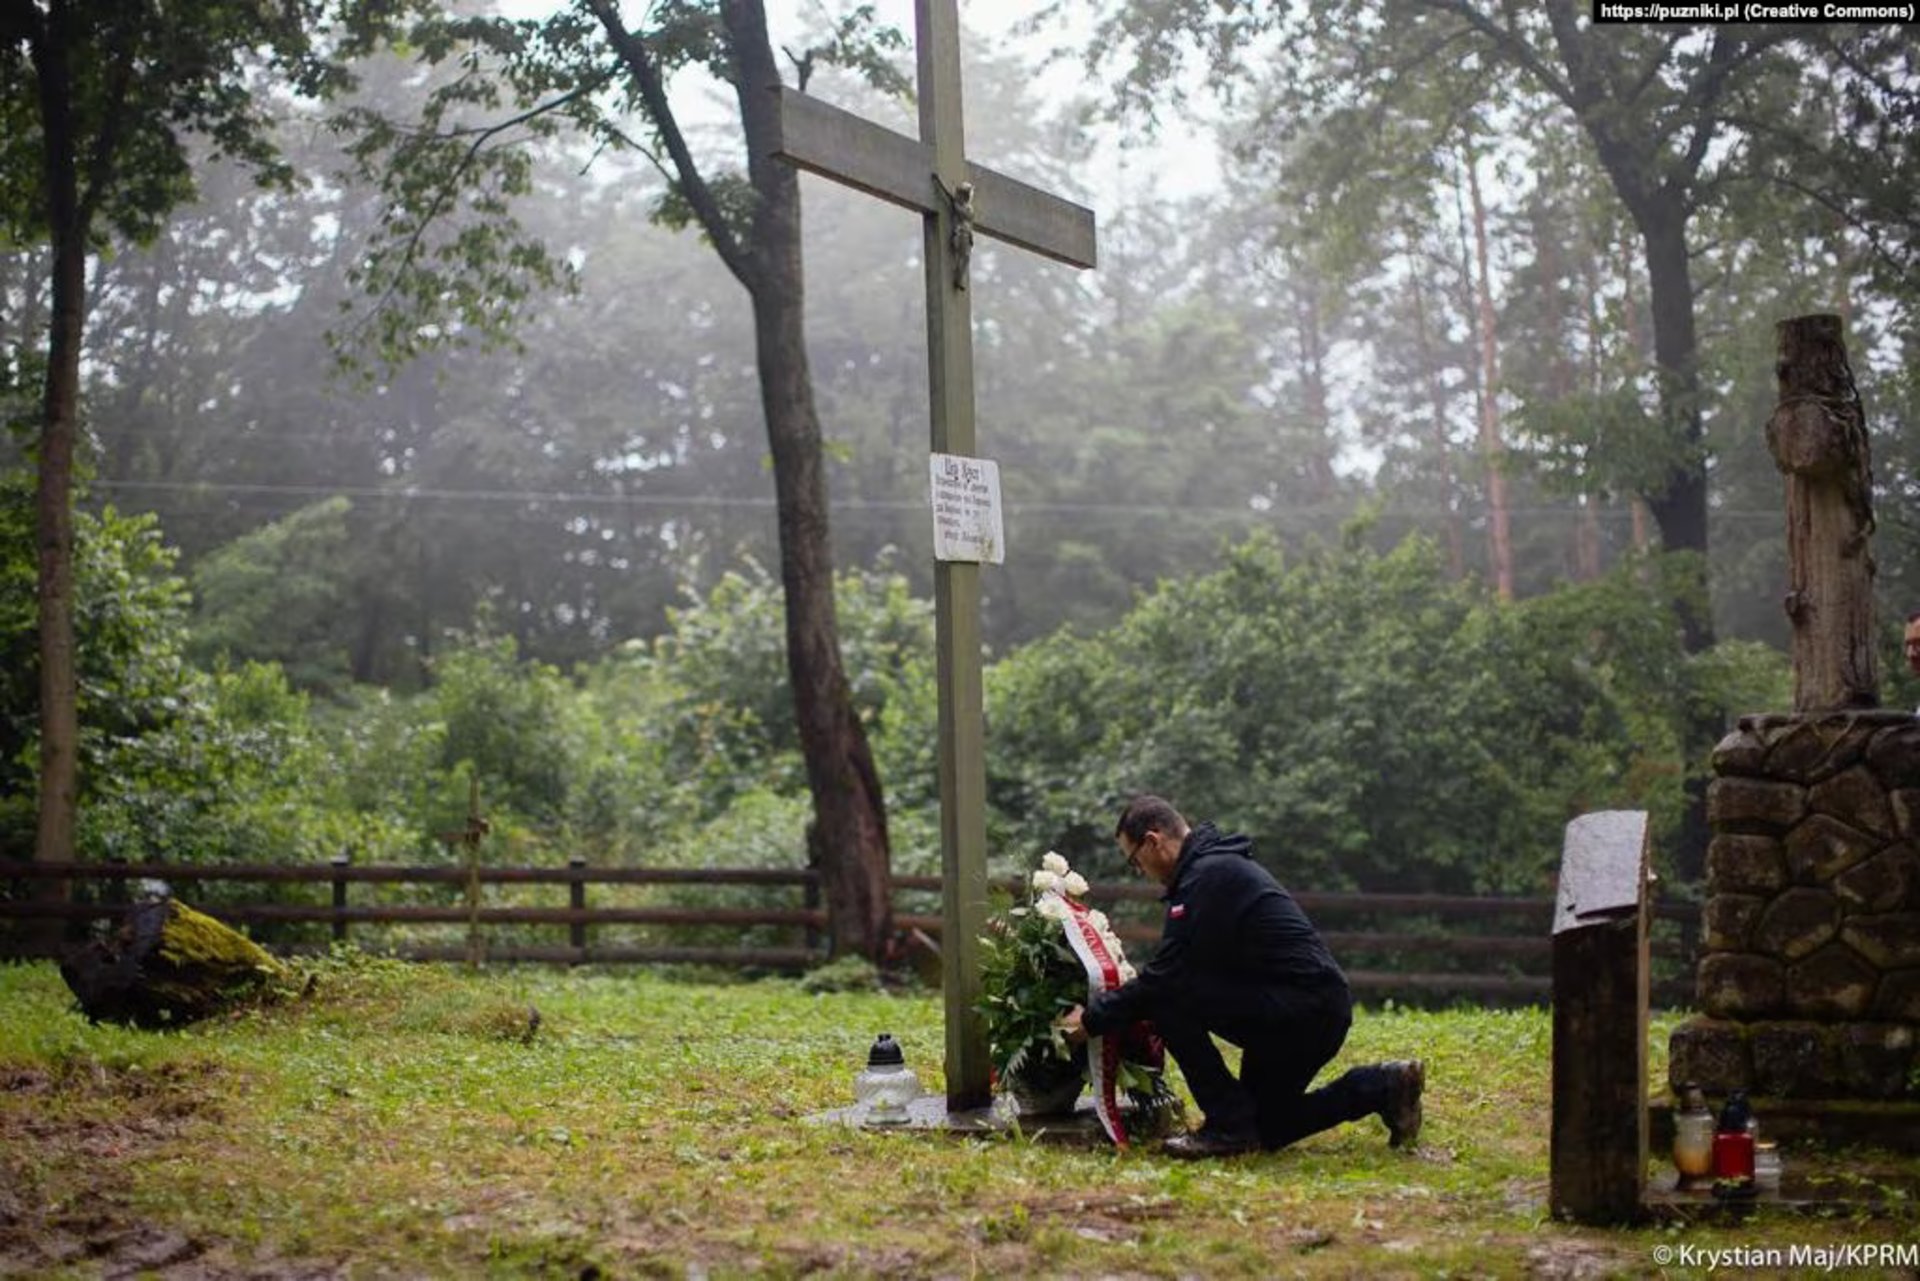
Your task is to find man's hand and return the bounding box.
[1058,1004,1088,1046]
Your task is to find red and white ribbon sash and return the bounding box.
[1045,890,1128,1148]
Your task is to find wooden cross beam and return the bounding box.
[770,0,1096,1114]
[769,86,1097,271]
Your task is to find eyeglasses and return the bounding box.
[1124,833,1154,875]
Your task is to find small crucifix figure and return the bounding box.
[769,0,1096,1112]
[941,178,974,290]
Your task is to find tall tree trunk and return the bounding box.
[1638,210,1710,591]
[1577,239,1609,580]
[1575,498,1602,581]
[727,0,892,960]
[1409,259,1465,579]
[1619,237,1651,369]
[30,3,84,938]
[1611,246,1656,556]
[1534,203,1589,582]
[1633,199,1717,883]
[1544,0,1722,881]
[1,250,52,394]
[1543,1,1712,618]
[1466,150,1513,601]
[596,0,894,957]
[1296,281,1336,502]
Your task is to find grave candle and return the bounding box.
[1672,1083,1715,1182]
[1712,1090,1756,1185]
[853,1033,920,1126]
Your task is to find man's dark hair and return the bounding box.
[1908,610,1920,624]
[1116,794,1186,844]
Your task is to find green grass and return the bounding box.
[0,957,1912,1278]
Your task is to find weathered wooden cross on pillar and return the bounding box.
[769,0,1096,1111]
[1765,312,1878,712]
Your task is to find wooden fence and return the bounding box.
[0,858,1699,1005]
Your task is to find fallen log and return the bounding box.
[60,898,293,1027]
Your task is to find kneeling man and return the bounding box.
[1063,795,1424,1159]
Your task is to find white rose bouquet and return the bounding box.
[977,851,1181,1146]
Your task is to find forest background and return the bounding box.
[5,3,1920,954]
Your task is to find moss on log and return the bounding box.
[60,898,292,1027]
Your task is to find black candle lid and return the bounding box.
[867,1033,904,1067]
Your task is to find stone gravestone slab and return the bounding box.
[1550,810,1652,1225]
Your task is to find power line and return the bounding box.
[98,478,818,510]
[93,477,1791,523]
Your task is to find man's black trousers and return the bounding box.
[1144,976,1391,1149]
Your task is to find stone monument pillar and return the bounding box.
[1669,316,1917,1113]
[1676,713,1920,1099]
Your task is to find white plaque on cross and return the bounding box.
[929,453,1005,564]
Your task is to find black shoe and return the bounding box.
[1381,1059,1424,1149]
[1163,1127,1261,1160]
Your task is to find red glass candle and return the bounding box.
[1712,1128,1755,1181]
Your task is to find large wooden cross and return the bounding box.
[770,0,1096,1111]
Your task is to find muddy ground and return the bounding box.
[0,1064,345,1280]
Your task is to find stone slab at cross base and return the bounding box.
[807,1095,1122,1147]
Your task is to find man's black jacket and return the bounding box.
[1084,822,1347,1036]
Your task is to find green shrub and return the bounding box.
[984,532,1761,895]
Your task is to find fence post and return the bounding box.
[569,855,588,961]
[803,868,822,956]
[801,824,827,957]
[1549,810,1652,1225]
[104,854,128,910]
[331,851,351,946]
[461,779,489,969]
